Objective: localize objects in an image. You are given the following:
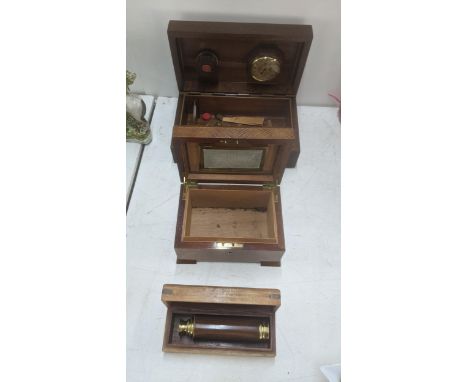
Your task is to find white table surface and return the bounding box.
[127,97,341,382]
[126,95,155,204]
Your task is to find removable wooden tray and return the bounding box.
[161,284,281,357]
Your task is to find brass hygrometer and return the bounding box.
[250,54,281,82]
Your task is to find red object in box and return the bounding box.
[201,112,212,121]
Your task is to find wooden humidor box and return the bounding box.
[161,284,281,357]
[168,21,313,266]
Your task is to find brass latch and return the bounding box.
[262,182,279,203]
[215,242,244,249]
[182,177,197,200]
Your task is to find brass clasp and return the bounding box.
[214,242,244,249]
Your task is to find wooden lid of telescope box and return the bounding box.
[168,20,313,266]
[161,284,281,357]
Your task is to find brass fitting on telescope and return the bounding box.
[178,318,194,337]
[259,322,269,340]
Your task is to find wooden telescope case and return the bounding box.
[168,20,313,266]
[161,284,281,356]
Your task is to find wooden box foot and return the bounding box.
[176,259,197,265]
[261,261,281,267]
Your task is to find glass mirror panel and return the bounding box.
[202,148,264,170]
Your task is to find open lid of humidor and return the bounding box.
[161,284,281,311]
[167,20,313,96]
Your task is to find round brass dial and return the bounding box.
[250,56,281,82]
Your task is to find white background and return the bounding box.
[1,0,468,381]
[126,0,341,106]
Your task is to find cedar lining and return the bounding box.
[182,188,278,243]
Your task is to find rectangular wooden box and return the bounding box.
[168,21,312,266]
[161,284,281,357]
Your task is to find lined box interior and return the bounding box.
[180,95,293,128]
[166,303,274,352]
[182,188,278,243]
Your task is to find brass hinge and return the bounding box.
[182,177,197,200]
[263,182,279,203]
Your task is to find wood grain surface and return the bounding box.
[161,284,281,308]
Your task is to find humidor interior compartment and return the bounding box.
[182,187,278,243]
[166,303,274,352]
[180,94,293,128]
[172,96,295,181]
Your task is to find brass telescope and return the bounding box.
[178,315,269,342]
